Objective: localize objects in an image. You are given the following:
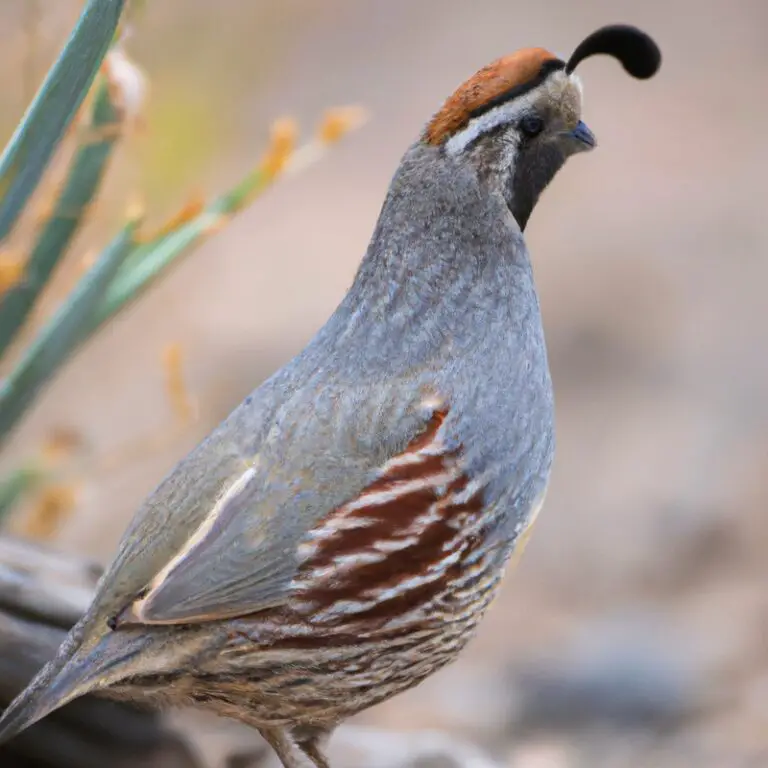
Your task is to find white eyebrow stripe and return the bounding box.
[444,69,583,156]
[444,90,537,156]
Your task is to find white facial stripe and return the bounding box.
[445,94,533,156]
[444,72,583,157]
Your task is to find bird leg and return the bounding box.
[295,729,332,768]
[258,727,311,768]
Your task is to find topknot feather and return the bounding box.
[423,24,661,147]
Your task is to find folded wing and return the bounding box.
[113,401,451,627]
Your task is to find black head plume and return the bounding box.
[566,24,661,79]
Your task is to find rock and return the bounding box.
[0,535,200,768]
[259,725,503,768]
[363,662,514,742]
[506,741,572,768]
[509,615,704,733]
[167,710,270,768]
[643,501,742,593]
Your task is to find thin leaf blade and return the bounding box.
[0,75,123,358]
[0,465,44,525]
[0,218,139,446]
[0,0,126,243]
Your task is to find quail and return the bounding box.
[0,24,660,768]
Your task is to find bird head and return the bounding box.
[423,24,661,229]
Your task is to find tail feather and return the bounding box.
[0,627,153,744]
[0,657,76,743]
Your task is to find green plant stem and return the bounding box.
[0,77,122,359]
[0,465,44,524]
[0,0,125,244]
[88,166,271,332]
[0,219,139,447]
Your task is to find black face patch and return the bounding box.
[507,139,567,231]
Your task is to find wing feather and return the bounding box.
[112,397,444,627]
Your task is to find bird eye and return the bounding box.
[520,115,544,138]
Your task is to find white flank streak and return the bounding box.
[330,551,384,569]
[342,472,455,512]
[312,514,375,537]
[409,500,450,530]
[419,438,447,456]
[430,546,462,573]
[460,546,486,567]
[383,451,427,469]
[336,514,377,528]
[453,475,486,504]
[295,541,318,560]
[296,563,336,583]
[403,431,444,457]
[306,563,448,620]
[442,530,464,551]
[446,512,472,531]
[362,571,442,602]
[421,395,446,410]
[315,598,380,619]
[296,408,487,614]
[373,534,420,553]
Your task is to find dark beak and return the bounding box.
[568,120,597,150]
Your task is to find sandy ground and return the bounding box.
[1,1,767,765]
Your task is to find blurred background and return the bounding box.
[0,1,767,766]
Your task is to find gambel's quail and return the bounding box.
[0,23,661,768]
